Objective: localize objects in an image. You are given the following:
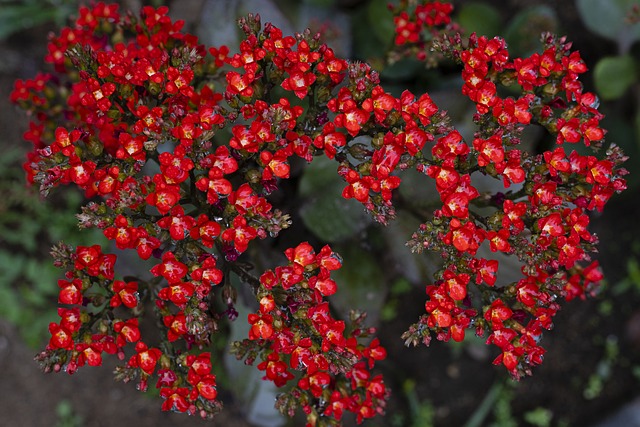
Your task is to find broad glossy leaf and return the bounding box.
[457,2,502,38]
[577,0,640,47]
[503,5,558,56]
[594,55,637,100]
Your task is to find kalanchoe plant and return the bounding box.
[10,1,627,426]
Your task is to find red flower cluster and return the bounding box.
[13,0,626,424]
[392,1,454,46]
[391,3,626,377]
[234,242,388,424]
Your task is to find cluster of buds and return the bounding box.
[13,1,626,425]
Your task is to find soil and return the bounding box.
[0,1,639,427]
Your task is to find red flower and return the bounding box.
[75,342,103,367]
[362,86,397,124]
[285,242,316,267]
[48,322,74,350]
[208,45,229,67]
[394,11,420,45]
[486,228,512,253]
[502,200,527,233]
[473,258,499,286]
[58,279,83,305]
[313,123,347,159]
[52,127,81,157]
[557,118,582,144]
[151,251,189,284]
[443,218,484,255]
[484,300,513,330]
[163,312,188,342]
[114,318,141,347]
[248,312,274,340]
[309,269,338,296]
[58,308,82,333]
[432,130,469,161]
[164,67,194,97]
[158,282,195,306]
[442,269,470,301]
[129,342,162,375]
[225,71,255,98]
[191,256,223,287]
[134,230,162,260]
[221,215,258,254]
[158,151,194,184]
[146,174,181,215]
[115,133,146,161]
[110,280,139,308]
[281,70,316,99]
[157,205,196,241]
[159,387,190,413]
[103,215,138,249]
[257,353,294,387]
[190,214,221,248]
[342,169,376,203]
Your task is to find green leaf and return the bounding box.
[457,2,502,38]
[0,287,21,323]
[352,4,388,60]
[299,190,372,242]
[380,58,422,81]
[302,0,335,6]
[299,143,372,241]
[0,251,25,283]
[367,0,396,45]
[0,5,59,40]
[503,6,558,56]
[523,408,553,427]
[397,167,439,210]
[594,55,637,100]
[576,0,640,49]
[635,106,640,156]
[330,243,387,321]
[298,155,341,198]
[600,110,640,189]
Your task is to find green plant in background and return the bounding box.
[583,335,620,400]
[387,379,435,427]
[0,150,105,347]
[55,399,83,427]
[588,253,640,400]
[576,0,640,188]
[0,0,80,40]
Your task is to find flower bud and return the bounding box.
[245,168,261,184]
[148,81,162,96]
[222,285,237,305]
[86,137,104,156]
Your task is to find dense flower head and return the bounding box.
[16,0,627,424]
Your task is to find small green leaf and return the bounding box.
[594,55,637,100]
[457,2,502,38]
[523,407,553,427]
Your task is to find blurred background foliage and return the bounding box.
[0,0,639,426]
